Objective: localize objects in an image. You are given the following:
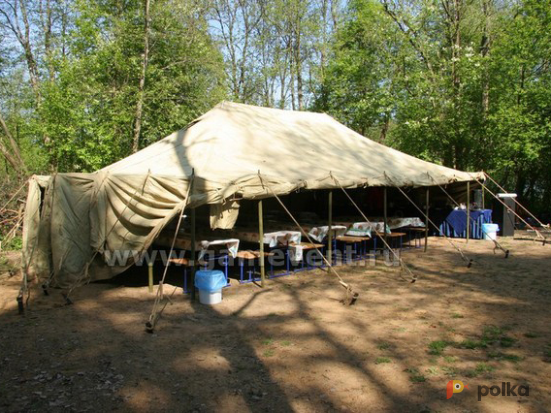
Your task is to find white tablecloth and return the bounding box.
[263,231,301,248]
[308,225,348,243]
[198,238,240,260]
[346,222,388,237]
[388,217,425,229]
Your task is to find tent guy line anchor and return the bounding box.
[330,173,418,283]
[466,172,548,245]
[384,174,474,268]
[427,173,510,259]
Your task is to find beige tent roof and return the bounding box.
[23,101,483,288]
[103,101,482,190]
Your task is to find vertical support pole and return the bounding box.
[482,184,485,210]
[383,187,388,252]
[190,206,196,300]
[327,190,333,268]
[424,187,429,252]
[258,200,265,287]
[148,261,154,293]
[466,182,470,243]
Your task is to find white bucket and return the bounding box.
[199,289,222,305]
[482,223,499,241]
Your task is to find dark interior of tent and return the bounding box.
[108,182,479,289]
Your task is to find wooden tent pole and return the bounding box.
[466,182,470,243]
[425,188,429,252]
[148,260,154,293]
[327,190,333,268]
[258,200,265,287]
[383,187,388,253]
[190,206,196,300]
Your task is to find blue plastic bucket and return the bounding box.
[195,270,227,305]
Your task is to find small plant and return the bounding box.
[483,325,503,338]
[375,357,391,364]
[451,313,464,319]
[500,336,516,348]
[524,332,539,339]
[410,374,427,383]
[428,340,451,355]
[404,367,419,374]
[261,338,274,345]
[404,367,427,382]
[425,366,438,376]
[377,342,391,351]
[476,362,495,373]
[441,366,458,377]
[457,339,488,350]
[443,356,458,363]
[501,354,523,362]
[281,340,292,346]
[263,349,275,357]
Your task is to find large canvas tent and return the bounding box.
[22,102,484,288]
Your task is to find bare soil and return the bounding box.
[1,237,550,412]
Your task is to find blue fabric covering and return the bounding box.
[195,270,227,292]
[440,209,492,239]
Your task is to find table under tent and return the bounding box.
[21,102,487,308]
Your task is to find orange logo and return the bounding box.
[447,380,468,399]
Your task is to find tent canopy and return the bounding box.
[22,101,484,288]
[104,101,480,191]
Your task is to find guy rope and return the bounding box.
[427,174,510,258]
[467,172,547,244]
[259,173,359,305]
[330,174,418,283]
[385,174,474,268]
[146,172,195,332]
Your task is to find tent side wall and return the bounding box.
[22,176,52,283]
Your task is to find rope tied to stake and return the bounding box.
[330,174,418,283]
[258,173,359,305]
[384,173,474,268]
[427,173,510,259]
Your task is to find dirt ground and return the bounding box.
[1,236,550,413]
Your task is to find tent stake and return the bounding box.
[425,188,429,252]
[327,190,333,268]
[190,206,196,300]
[466,182,470,243]
[258,200,265,287]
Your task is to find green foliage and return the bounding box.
[375,357,391,364]
[1,0,225,175]
[314,0,551,215]
[1,0,551,218]
[5,236,22,251]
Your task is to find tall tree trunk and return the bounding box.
[0,110,27,174]
[480,0,492,119]
[40,0,55,82]
[132,0,151,153]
